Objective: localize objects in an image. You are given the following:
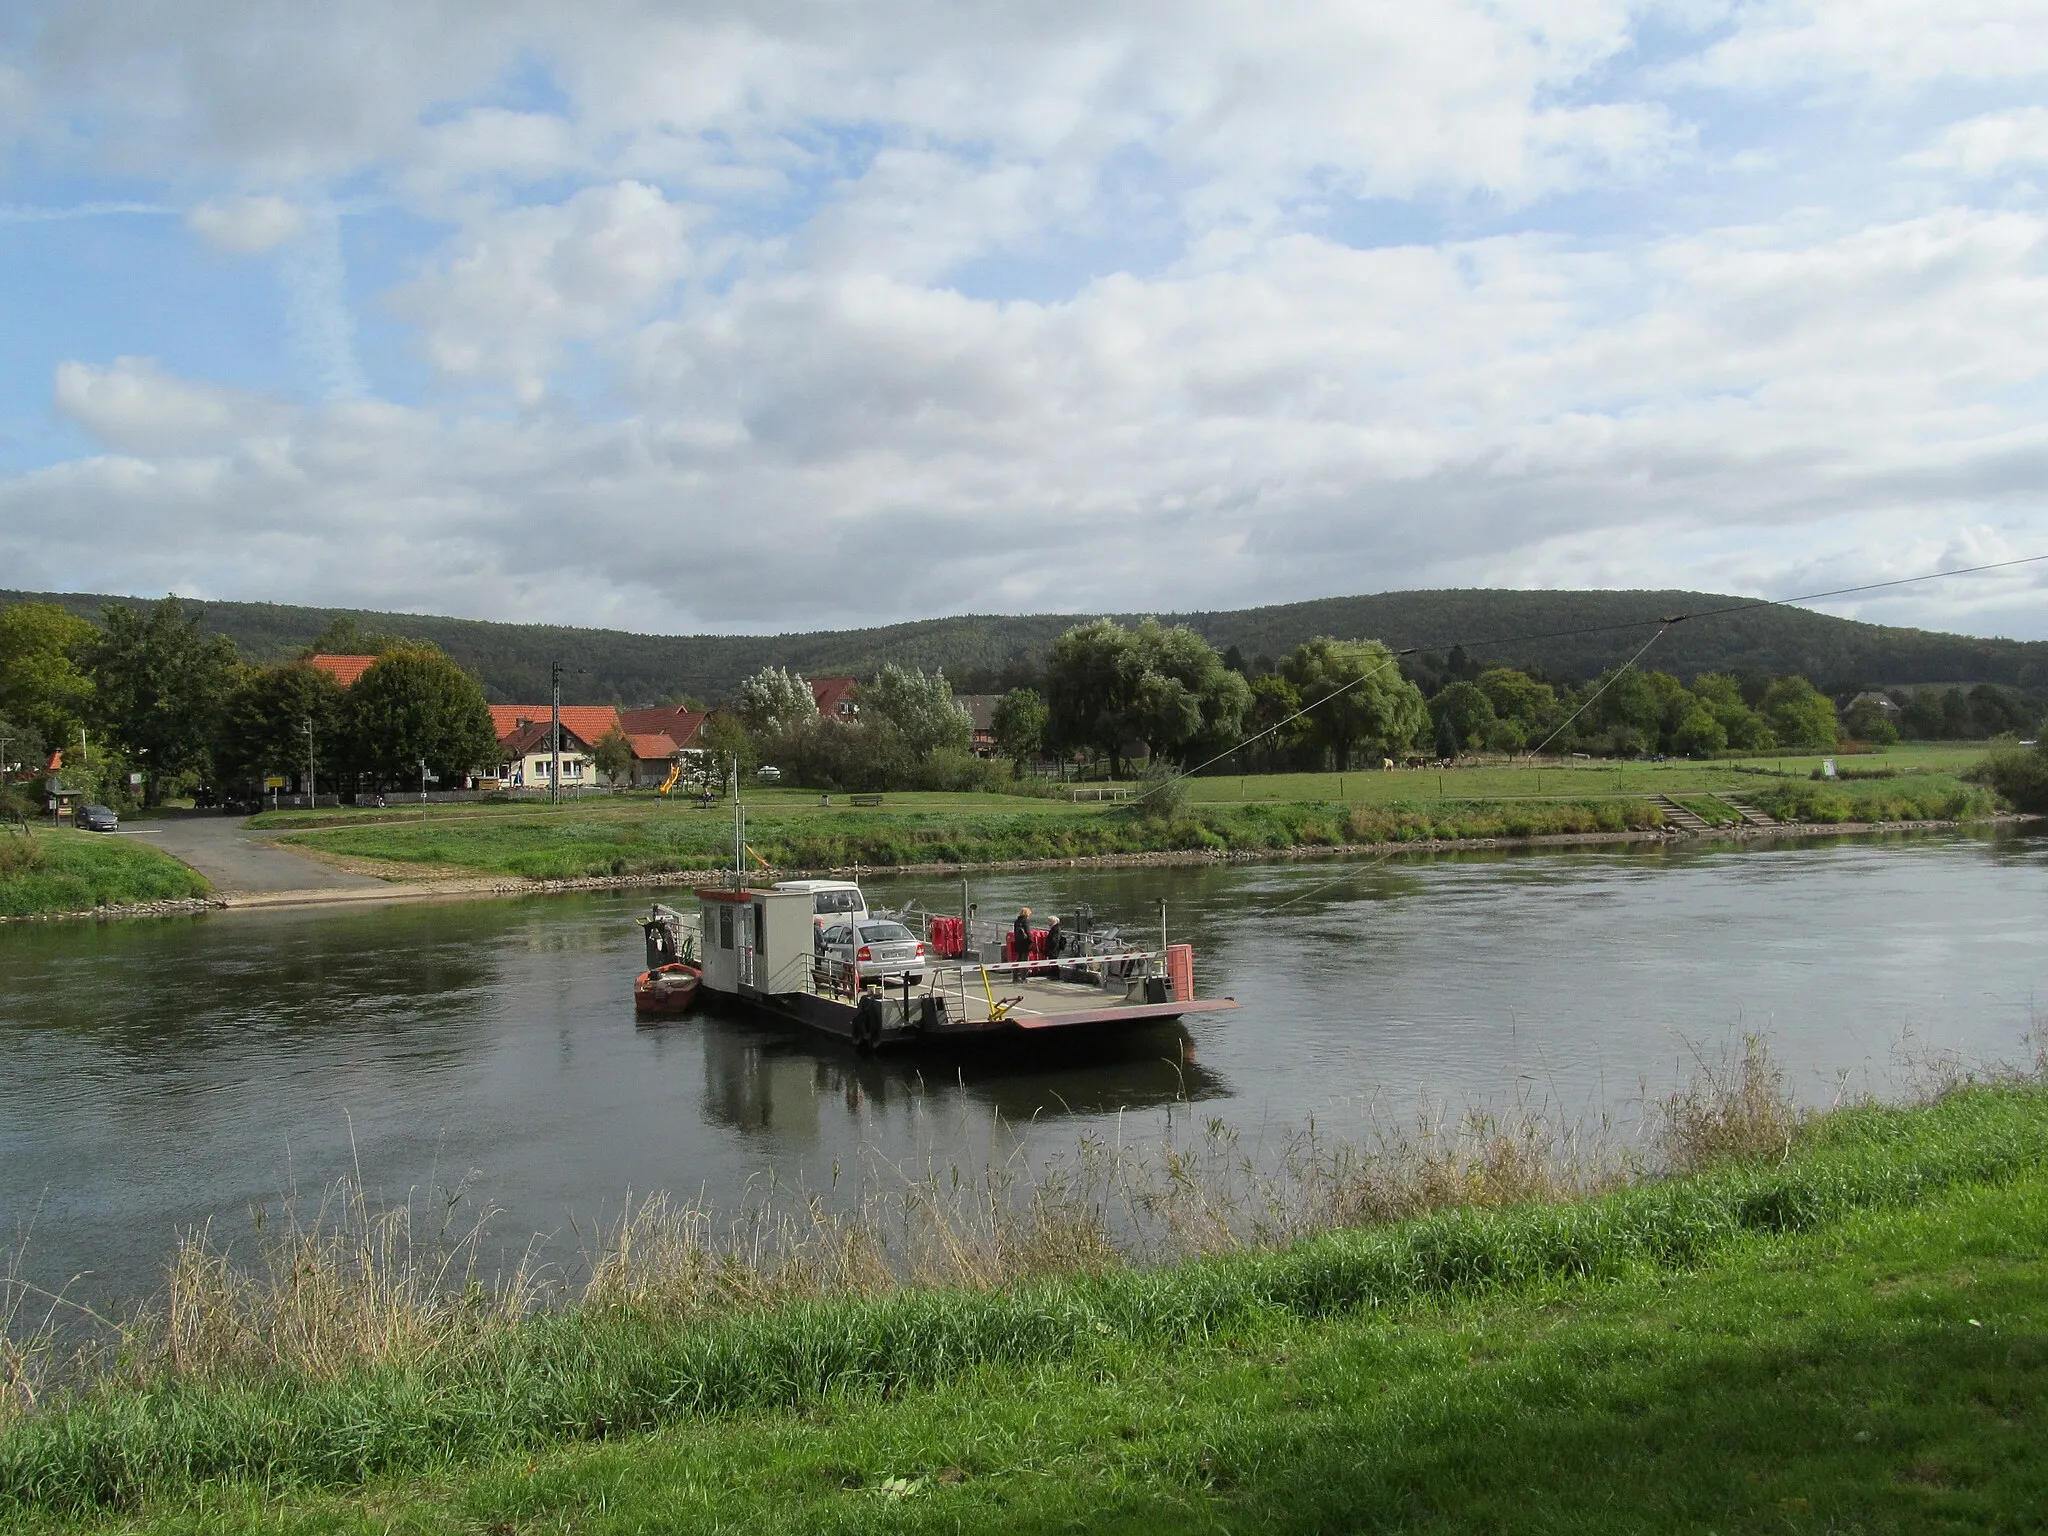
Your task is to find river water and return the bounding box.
[3,831,2043,1306]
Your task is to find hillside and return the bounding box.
[5,587,2043,706]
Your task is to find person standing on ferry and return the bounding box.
[1012,906,1033,966]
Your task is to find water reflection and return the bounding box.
[682,1003,1227,1139]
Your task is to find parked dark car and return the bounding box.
[77,803,120,832]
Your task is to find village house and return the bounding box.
[487,704,623,789]
[952,694,1001,757]
[305,654,379,687]
[619,705,708,788]
[810,675,860,718]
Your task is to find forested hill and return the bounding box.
[5,586,2043,706]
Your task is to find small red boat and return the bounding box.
[635,961,701,1015]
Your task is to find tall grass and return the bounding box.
[1750,777,1992,825]
[5,1040,2045,1513]
[0,830,209,917]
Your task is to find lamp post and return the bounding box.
[303,719,316,809]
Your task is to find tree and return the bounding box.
[1044,619,1139,772]
[861,664,971,757]
[1130,618,1250,767]
[1589,668,1667,751]
[84,597,238,804]
[591,727,636,788]
[1897,690,1947,740]
[1247,674,1309,770]
[1841,697,1900,745]
[1671,707,1728,757]
[697,712,758,785]
[342,645,499,787]
[1429,681,1495,756]
[991,687,1048,767]
[731,666,818,733]
[0,710,44,777]
[1691,673,1776,751]
[1043,618,1250,773]
[1759,676,1838,750]
[1282,637,1429,769]
[1476,668,1555,734]
[303,615,407,657]
[0,602,96,750]
[216,662,348,793]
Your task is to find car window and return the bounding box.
[860,922,912,943]
[812,890,861,914]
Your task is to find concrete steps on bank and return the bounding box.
[1654,795,1714,834]
[1718,796,1780,827]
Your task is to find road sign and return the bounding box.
[264,775,286,788]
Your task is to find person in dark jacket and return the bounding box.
[1041,914,1064,962]
[1012,907,1033,966]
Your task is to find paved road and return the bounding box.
[130,814,386,896]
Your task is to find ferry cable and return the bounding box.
[1138,549,2047,804]
[1522,619,1677,761]
[1426,552,2048,661]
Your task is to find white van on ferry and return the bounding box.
[772,879,870,931]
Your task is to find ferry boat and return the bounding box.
[634,885,1237,1049]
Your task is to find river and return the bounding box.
[3,830,2043,1306]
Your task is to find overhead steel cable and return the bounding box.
[1415,552,2048,660]
[1523,620,1677,761]
[1133,550,2047,803]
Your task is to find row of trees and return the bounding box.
[0,598,499,807]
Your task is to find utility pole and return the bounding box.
[303,719,316,809]
[550,659,563,805]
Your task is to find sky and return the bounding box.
[1,1,2046,640]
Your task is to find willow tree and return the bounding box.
[1282,637,1428,769]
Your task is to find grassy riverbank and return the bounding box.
[0,829,209,917]
[258,769,1995,882]
[7,1060,2048,1527]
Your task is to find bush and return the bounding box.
[1973,740,2048,813]
[1133,761,1190,822]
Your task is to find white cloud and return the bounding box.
[185,193,304,252]
[52,357,288,456]
[1909,107,2048,177]
[1680,0,2048,91]
[388,180,698,401]
[15,202,2048,633]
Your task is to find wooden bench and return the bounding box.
[850,793,885,806]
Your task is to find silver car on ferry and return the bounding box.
[816,919,928,985]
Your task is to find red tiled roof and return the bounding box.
[307,654,378,687]
[626,733,680,761]
[490,704,622,747]
[499,718,602,756]
[619,705,706,747]
[811,675,859,717]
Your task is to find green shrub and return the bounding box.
[1973,740,2048,813]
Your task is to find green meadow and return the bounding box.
[248,744,1999,882]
